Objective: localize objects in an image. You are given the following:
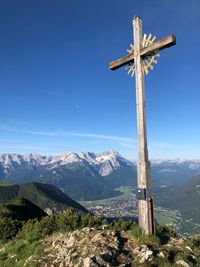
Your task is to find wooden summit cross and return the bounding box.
[109,16,176,235]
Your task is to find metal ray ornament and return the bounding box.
[126,33,160,76]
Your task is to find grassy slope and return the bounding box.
[0,181,13,186]
[0,197,47,221]
[18,182,87,212]
[0,182,87,213]
[0,184,20,203]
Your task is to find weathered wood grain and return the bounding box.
[141,34,176,56]
[133,17,155,235]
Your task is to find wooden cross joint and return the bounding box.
[109,34,176,71]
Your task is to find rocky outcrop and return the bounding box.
[24,227,197,266]
[40,227,133,266]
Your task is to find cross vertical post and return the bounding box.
[108,16,176,235]
[134,16,155,235]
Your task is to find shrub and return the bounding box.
[156,225,176,244]
[35,215,58,236]
[16,208,106,241]
[56,208,105,232]
[0,217,22,241]
[83,213,103,228]
[190,234,200,247]
[109,218,136,231]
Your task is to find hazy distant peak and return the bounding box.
[61,153,81,163]
[96,150,120,158]
[79,151,96,159]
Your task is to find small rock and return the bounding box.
[133,246,140,254]
[101,224,108,230]
[176,259,190,267]
[139,246,153,263]
[91,233,102,243]
[176,238,185,245]
[93,255,105,266]
[185,246,193,252]
[44,207,53,215]
[66,235,76,249]
[111,231,116,237]
[81,246,90,257]
[170,237,177,243]
[10,254,17,259]
[140,244,148,251]
[139,258,146,264]
[82,227,89,232]
[157,251,165,258]
[59,262,66,267]
[83,257,92,267]
[24,256,34,265]
[0,247,5,253]
[148,256,154,262]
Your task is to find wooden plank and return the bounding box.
[109,52,135,71]
[134,17,149,189]
[134,16,155,235]
[141,34,176,57]
[109,34,176,70]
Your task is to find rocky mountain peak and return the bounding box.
[0,150,132,179]
[96,149,120,159]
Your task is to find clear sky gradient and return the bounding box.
[0,0,200,159]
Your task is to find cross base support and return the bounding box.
[137,197,155,235]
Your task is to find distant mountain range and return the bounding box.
[1,150,200,201]
[0,150,135,200]
[0,150,132,177]
[150,158,200,188]
[1,150,200,233]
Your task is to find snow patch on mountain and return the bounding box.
[0,150,132,178]
[189,163,200,170]
[1,151,200,182]
[151,158,200,165]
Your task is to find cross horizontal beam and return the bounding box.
[109,34,176,71]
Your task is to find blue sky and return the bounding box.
[0,0,200,159]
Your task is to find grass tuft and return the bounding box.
[128,225,160,246]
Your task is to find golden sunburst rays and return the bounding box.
[125,33,160,77]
